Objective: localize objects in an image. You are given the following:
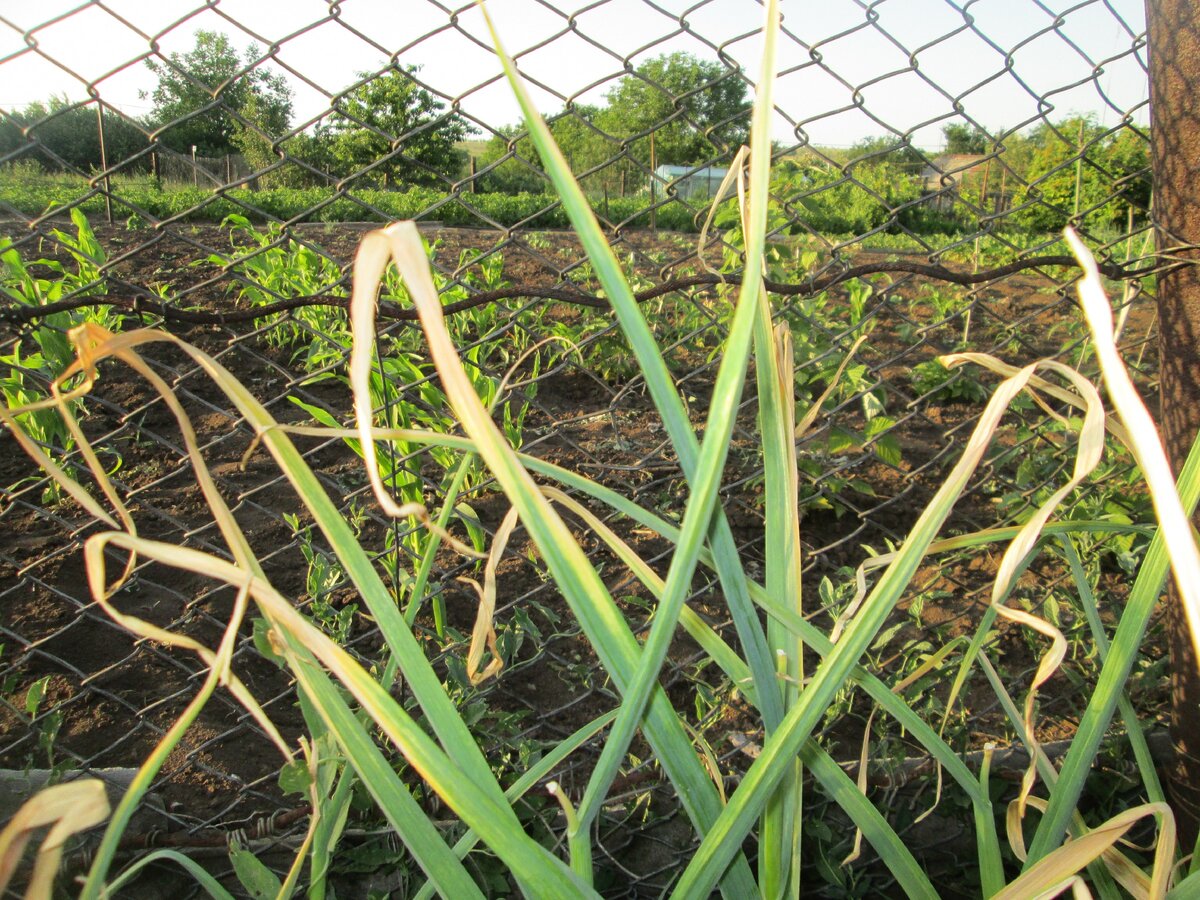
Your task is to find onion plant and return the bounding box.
[2,3,1199,897]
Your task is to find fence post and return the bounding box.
[1145,0,1200,849]
[649,132,657,234]
[1072,118,1085,219]
[95,103,113,224]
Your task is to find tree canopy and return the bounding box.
[318,68,469,188]
[846,135,925,170]
[476,52,749,197]
[0,96,149,173]
[145,30,293,158]
[1009,116,1150,230]
[596,52,750,166]
[942,123,989,155]
[144,45,469,188]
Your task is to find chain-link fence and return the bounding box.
[0,1,1166,895]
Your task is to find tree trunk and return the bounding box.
[1145,0,1200,851]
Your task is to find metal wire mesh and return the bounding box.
[0,1,1159,895]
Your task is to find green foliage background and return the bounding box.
[0,32,1151,240]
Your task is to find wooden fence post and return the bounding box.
[1145,0,1200,850]
[95,103,112,224]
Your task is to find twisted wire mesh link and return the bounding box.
[0,0,1160,894]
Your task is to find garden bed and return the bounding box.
[0,218,1165,895]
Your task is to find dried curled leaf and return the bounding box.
[0,779,109,898]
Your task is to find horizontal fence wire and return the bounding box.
[0,1,1160,896]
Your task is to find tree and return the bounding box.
[847,135,925,170]
[1,96,148,173]
[1009,115,1150,231]
[320,68,469,188]
[1104,127,1153,214]
[596,52,750,167]
[474,53,749,197]
[550,106,621,176]
[271,131,337,188]
[992,128,1036,180]
[475,54,749,197]
[232,90,293,186]
[942,123,989,155]
[1146,0,1200,851]
[476,125,547,194]
[145,30,292,158]
[477,107,631,195]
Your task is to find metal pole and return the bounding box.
[191,145,198,187]
[978,157,991,213]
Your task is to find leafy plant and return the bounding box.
[318,66,469,189]
[1,7,1194,899]
[911,358,989,403]
[772,156,925,235]
[143,29,293,159]
[0,209,123,499]
[0,171,704,231]
[23,675,66,770]
[284,512,359,644]
[205,213,348,357]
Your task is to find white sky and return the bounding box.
[0,0,1149,150]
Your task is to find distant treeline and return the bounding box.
[0,29,1150,235]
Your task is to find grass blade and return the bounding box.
[21,327,514,900]
[802,745,937,899]
[89,331,509,799]
[1059,536,1166,806]
[1024,444,1200,861]
[756,318,806,896]
[1024,235,1200,866]
[88,531,593,897]
[997,803,1173,900]
[102,850,238,900]
[412,710,617,900]
[1066,228,1200,659]
[478,1,783,736]
[0,779,108,897]
[978,656,1123,900]
[575,0,780,829]
[359,222,757,892]
[672,361,1055,897]
[538,485,758,707]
